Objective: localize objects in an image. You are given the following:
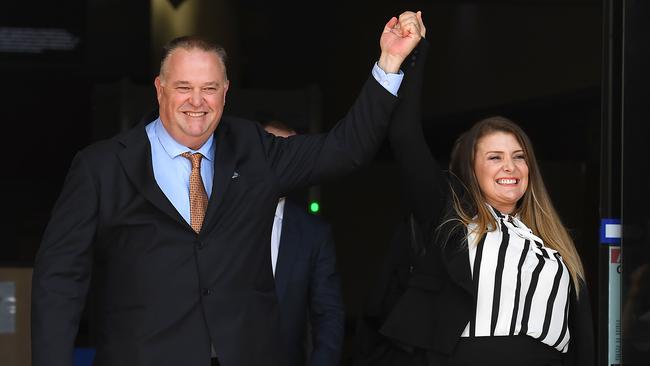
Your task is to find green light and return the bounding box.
[309,201,320,213]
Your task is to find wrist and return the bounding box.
[377,52,402,74]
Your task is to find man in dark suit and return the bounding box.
[264,122,345,366]
[31,11,424,366]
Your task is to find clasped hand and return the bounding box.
[378,10,426,73]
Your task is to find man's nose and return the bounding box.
[189,90,203,106]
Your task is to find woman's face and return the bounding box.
[474,131,529,214]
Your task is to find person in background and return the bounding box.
[263,120,345,366]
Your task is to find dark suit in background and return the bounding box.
[274,199,344,366]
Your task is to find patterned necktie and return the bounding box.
[181,152,208,233]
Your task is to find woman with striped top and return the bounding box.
[362,21,594,365]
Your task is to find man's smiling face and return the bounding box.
[155,47,229,150]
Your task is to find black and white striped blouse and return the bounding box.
[459,206,571,353]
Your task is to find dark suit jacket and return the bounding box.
[31,76,398,366]
[275,200,344,366]
[357,39,595,366]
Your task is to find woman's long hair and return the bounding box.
[447,116,585,292]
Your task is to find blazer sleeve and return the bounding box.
[260,72,400,195]
[564,280,596,366]
[386,39,447,230]
[308,225,345,366]
[355,41,449,363]
[31,152,98,366]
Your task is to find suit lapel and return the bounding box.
[117,122,189,228]
[201,121,236,234]
[274,203,300,302]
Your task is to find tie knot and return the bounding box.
[181,152,203,168]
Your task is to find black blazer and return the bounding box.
[359,38,595,366]
[31,76,397,366]
[275,200,344,366]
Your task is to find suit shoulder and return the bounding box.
[217,116,272,153]
[75,131,125,159]
[80,135,122,154]
[220,115,265,135]
[74,123,147,166]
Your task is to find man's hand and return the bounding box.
[378,11,426,73]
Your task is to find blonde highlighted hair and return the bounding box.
[447,116,585,292]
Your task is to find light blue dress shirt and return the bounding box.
[146,63,403,226]
[146,119,215,226]
[371,62,404,96]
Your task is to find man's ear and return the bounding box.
[154,76,163,101]
[223,80,230,104]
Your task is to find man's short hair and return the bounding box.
[159,35,228,79]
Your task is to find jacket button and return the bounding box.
[202,288,212,296]
[195,239,204,249]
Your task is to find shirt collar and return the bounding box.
[487,204,520,223]
[154,118,215,161]
[486,204,556,257]
[275,197,286,220]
